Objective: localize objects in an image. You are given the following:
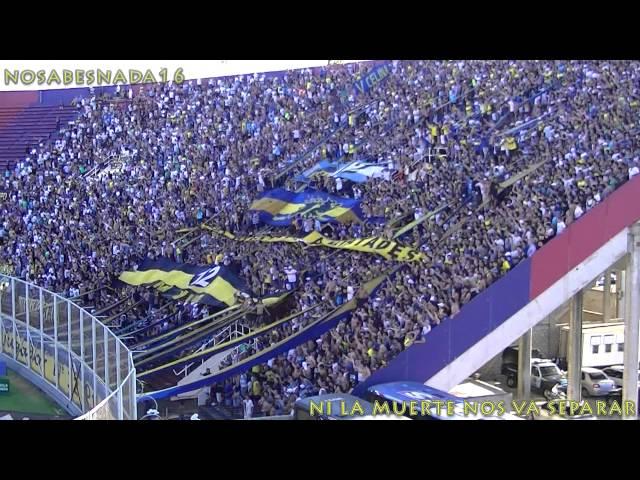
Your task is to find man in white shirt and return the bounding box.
[303,217,313,233]
[556,220,567,235]
[243,396,254,419]
[574,204,584,219]
[284,266,298,290]
[346,285,355,301]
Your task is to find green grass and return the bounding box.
[0,369,67,417]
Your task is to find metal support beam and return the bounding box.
[11,278,16,360]
[517,329,532,400]
[603,269,612,323]
[116,340,123,420]
[79,311,85,412]
[39,289,44,377]
[26,285,30,369]
[67,302,72,402]
[104,325,110,392]
[623,225,640,420]
[92,318,97,408]
[567,290,583,402]
[53,296,58,389]
[618,269,626,319]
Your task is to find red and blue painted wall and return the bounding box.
[353,174,640,396]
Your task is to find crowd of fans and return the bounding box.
[2,60,640,418]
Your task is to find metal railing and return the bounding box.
[0,275,136,420]
[173,321,253,378]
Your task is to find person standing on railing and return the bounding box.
[242,395,254,419]
[197,386,210,408]
[255,298,269,325]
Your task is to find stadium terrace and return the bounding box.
[0,60,639,420]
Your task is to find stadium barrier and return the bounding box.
[0,275,136,420]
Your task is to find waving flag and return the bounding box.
[296,159,389,184]
[250,188,364,226]
[119,259,250,308]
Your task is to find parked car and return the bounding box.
[601,365,640,389]
[531,361,568,399]
[501,346,546,387]
[581,367,615,397]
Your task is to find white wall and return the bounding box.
[581,324,625,367]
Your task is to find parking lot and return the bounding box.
[487,374,629,420]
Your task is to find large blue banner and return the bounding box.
[249,188,364,226]
[339,62,393,103]
[295,159,389,184]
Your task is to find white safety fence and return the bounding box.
[0,275,136,420]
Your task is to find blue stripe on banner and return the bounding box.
[137,267,401,402]
[138,303,357,401]
[136,304,320,378]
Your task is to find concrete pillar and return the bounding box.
[618,269,626,319]
[567,290,583,403]
[517,329,532,400]
[623,224,640,420]
[612,269,619,318]
[603,269,612,323]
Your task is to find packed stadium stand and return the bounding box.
[1,60,640,419]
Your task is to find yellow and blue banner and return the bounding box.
[119,259,250,308]
[136,304,322,378]
[302,231,424,261]
[201,226,425,262]
[250,188,364,226]
[136,267,400,400]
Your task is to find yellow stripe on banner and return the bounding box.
[250,198,361,224]
[188,294,204,304]
[137,304,322,377]
[139,268,395,380]
[302,231,425,262]
[262,292,291,306]
[171,290,190,300]
[119,269,239,306]
[151,281,170,291]
[202,226,425,262]
[155,283,175,293]
[250,197,289,215]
